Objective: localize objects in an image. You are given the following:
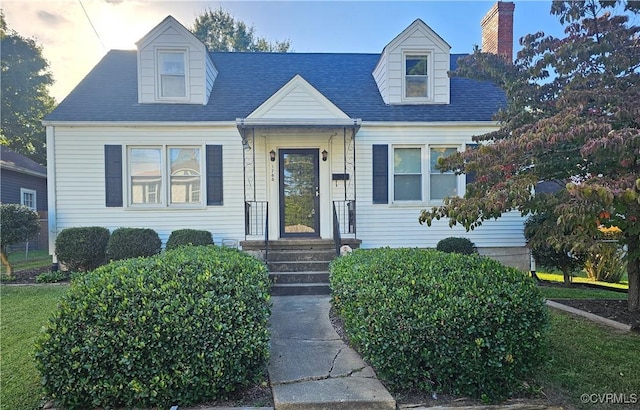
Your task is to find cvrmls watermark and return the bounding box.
[581,393,638,404]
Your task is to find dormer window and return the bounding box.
[158,50,187,99]
[404,53,430,100]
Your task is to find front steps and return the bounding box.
[241,239,360,296]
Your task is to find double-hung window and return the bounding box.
[404,54,429,99]
[429,147,458,201]
[391,145,459,203]
[158,50,186,99]
[394,147,423,201]
[20,188,36,210]
[128,146,202,207]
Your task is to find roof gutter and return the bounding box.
[235,117,362,130]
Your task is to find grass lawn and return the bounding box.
[538,310,640,409]
[1,284,69,410]
[538,286,627,300]
[537,271,629,290]
[0,250,51,276]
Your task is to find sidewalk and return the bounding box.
[268,295,396,410]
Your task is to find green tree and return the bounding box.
[0,204,40,277]
[191,7,291,52]
[419,0,640,312]
[0,11,56,165]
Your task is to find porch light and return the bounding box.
[322,149,328,161]
[270,150,276,162]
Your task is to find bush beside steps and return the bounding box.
[35,245,271,410]
[330,247,549,402]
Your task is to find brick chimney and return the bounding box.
[480,1,515,60]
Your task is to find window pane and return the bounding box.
[159,52,185,97]
[430,147,458,171]
[430,174,457,200]
[160,53,185,75]
[394,148,421,173]
[406,77,428,98]
[406,56,428,75]
[21,191,35,210]
[130,148,162,204]
[170,148,201,204]
[394,175,422,201]
[161,75,186,97]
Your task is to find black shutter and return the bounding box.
[465,143,478,185]
[206,145,223,205]
[372,144,388,204]
[104,145,123,207]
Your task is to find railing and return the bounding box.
[333,200,356,235]
[332,202,342,257]
[333,200,356,256]
[245,201,269,261]
[264,203,269,262]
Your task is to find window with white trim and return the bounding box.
[391,145,459,203]
[20,188,36,210]
[429,147,458,201]
[128,146,202,207]
[158,50,186,99]
[394,147,422,201]
[404,54,429,99]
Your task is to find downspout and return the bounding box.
[45,126,58,267]
[352,126,357,238]
[343,127,347,201]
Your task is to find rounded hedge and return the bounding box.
[166,229,214,250]
[436,237,476,255]
[55,227,110,272]
[330,248,548,401]
[106,227,161,261]
[36,246,271,409]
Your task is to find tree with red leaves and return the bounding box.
[419,0,640,312]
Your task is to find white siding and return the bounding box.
[260,85,343,119]
[51,125,244,246]
[373,20,451,105]
[372,54,389,104]
[205,55,218,102]
[137,19,211,105]
[354,124,527,249]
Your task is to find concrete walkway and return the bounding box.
[268,296,396,410]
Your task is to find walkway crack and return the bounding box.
[328,348,342,375]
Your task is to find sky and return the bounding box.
[2,0,567,102]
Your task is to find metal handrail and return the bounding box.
[332,202,342,256]
[265,203,269,262]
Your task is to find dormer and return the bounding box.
[373,19,451,105]
[136,16,217,105]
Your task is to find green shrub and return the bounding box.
[165,229,214,250]
[35,246,270,409]
[106,227,161,261]
[55,227,110,272]
[584,242,626,283]
[436,237,476,255]
[330,248,548,401]
[0,204,40,277]
[35,270,68,283]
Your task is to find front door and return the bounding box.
[279,149,320,237]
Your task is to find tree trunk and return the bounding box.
[0,248,13,277]
[627,234,639,313]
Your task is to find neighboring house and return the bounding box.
[43,2,529,269]
[0,146,49,250]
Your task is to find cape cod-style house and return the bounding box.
[44,2,528,290]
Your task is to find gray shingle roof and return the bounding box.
[45,50,505,123]
[0,146,47,177]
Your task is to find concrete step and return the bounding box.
[268,261,330,273]
[268,249,337,262]
[271,271,330,284]
[270,283,331,296]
